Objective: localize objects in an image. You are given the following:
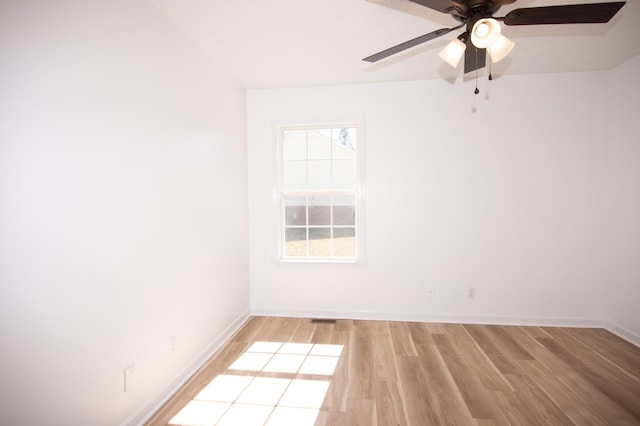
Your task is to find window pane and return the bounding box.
[332,159,356,190]
[333,228,355,258]
[309,228,331,257]
[285,228,307,257]
[283,130,307,160]
[335,128,356,149]
[283,160,306,190]
[333,195,355,226]
[308,129,331,159]
[308,160,331,190]
[308,196,330,226]
[285,197,306,226]
[332,128,356,159]
[308,207,330,226]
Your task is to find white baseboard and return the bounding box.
[603,321,640,348]
[253,309,640,347]
[123,310,251,426]
[250,308,604,328]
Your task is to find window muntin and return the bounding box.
[280,126,359,261]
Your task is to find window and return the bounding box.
[278,125,361,261]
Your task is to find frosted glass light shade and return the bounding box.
[489,35,515,63]
[438,38,466,68]
[471,18,501,49]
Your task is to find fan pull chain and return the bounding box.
[488,53,493,81]
[474,48,479,95]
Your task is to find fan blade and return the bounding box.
[464,44,486,74]
[406,0,459,14]
[503,2,625,26]
[363,27,456,63]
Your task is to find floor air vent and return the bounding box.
[311,318,337,324]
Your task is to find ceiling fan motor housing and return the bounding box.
[466,5,497,27]
[448,0,505,22]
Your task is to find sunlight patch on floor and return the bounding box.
[195,375,253,402]
[168,400,229,425]
[169,341,344,426]
[279,379,330,409]
[265,407,320,426]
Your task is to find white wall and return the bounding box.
[605,54,640,343]
[247,73,609,325]
[0,1,249,425]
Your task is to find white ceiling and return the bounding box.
[151,0,640,89]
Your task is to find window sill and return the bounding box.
[275,258,366,265]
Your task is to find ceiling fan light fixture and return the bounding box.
[489,34,515,63]
[438,37,466,68]
[470,18,501,49]
[362,1,626,79]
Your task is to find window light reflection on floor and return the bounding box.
[236,377,291,406]
[263,354,306,373]
[169,341,344,426]
[266,406,321,425]
[168,400,229,425]
[216,403,274,426]
[195,375,253,402]
[228,352,272,371]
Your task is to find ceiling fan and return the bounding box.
[363,1,626,75]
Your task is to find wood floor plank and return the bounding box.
[329,329,349,347]
[432,333,508,423]
[311,321,336,343]
[371,330,398,382]
[396,355,441,425]
[146,318,640,426]
[460,328,515,393]
[415,342,476,425]
[538,334,640,422]
[389,321,418,357]
[289,318,317,342]
[321,379,345,413]
[334,318,354,332]
[347,327,374,401]
[507,326,619,422]
[373,379,407,426]
[468,324,534,362]
[508,326,575,376]
[517,358,610,425]
[520,325,554,339]
[543,328,640,410]
[231,316,267,342]
[425,322,448,334]
[562,327,640,379]
[342,397,376,426]
[491,326,535,360]
[555,370,639,425]
[406,321,436,355]
[509,325,640,424]
[504,373,574,425]
[259,316,302,341]
[463,324,523,375]
[440,323,479,349]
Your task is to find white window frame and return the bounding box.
[275,122,365,263]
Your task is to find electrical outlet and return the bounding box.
[468,288,476,300]
[169,335,177,354]
[124,363,135,392]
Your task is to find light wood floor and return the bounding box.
[146,317,640,425]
